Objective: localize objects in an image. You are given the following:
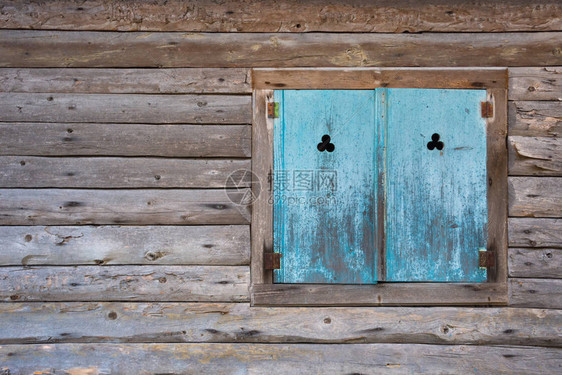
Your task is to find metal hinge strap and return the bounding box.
[267,102,279,118]
[478,249,496,269]
[264,253,282,270]
[481,101,493,118]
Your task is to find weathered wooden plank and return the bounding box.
[252,283,507,306]
[0,157,250,188]
[509,278,562,309]
[0,266,249,302]
[0,123,250,157]
[508,136,562,176]
[0,303,559,347]
[253,68,507,90]
[0,343,560,374]
[509,101,562,137]
[1,31,561,68]
[0,226,250,266]
[509,218,562,248]
[0,93,250,124]
[509,67,562,101]
[509,248,562,279]
[1,0,560,32]
[0,189,250,225]
[0,68,251,94]
[508,177,562,218]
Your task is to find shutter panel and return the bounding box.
[383,88,488,282]
[273,90,378,284]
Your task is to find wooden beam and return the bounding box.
[0,225,250,266]
[252,68,507,90]
[0,123,250,157]
[509,248,562,279]
[0,303,559,347]
[0,343,560,374]
[508,67,562,101]
[1,31,560,68]
[509,101,562,137]
[509,278,562,309]
[252,283,507,306]
[1,0,560,32]
[0,68,251,94]
[0,93,251,124]
[0,157,251,188]
[0,266,250,302]
[508,177,562,218]
[508,136,562,176]
[0,189,251,225]
[509,218,562,248]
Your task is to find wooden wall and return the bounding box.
[0,1,560,373]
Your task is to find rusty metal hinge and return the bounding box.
[264,253,281,270]
[267,102,279,118]
[479,248,496,269]
[481,101,493,118]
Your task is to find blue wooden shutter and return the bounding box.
[273,90,378,284]
[382,88,488,282]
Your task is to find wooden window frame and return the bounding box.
[251,68,508,306]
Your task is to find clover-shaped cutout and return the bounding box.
[317,134,335,152]
[427,133,444,151]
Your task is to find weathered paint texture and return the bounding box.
[384,88,488,282]
[273,89,488,283]
[273,90,377,283]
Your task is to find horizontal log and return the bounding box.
[0,225,250,266]
[509,101,562,137]
[0,343,560,374]
[509,248,562,279]
[1,0,560,32]
[0,189,251,225]
[253,67,507,90]
[0,157,251,188]
[0,266,249,302]
[0,123,251,157]
[508,136,562,176]
[508,177,562,218]
[0,303,558,347]
[0,68,251,94]
[1,31,561,68]
[252,283,507,306]
[509,278,562,309]
[508,67,562,101]
[509,218,562,248]
[0,93,251,124]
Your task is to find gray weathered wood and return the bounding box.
[0,225,250,266]
[0,123,250,157]
[509,248,562,279]
[0,189,251,225]
[0,93,251,124]
[509,67,562,101]
[0,157,250,188]
[1,31,561,68]
[1,0,560,32]
[0,303,559,347]
[509,278,562,309]
[0,68,251,94]
[0,266,249,302]
[509,218,562,248]
[0,343,560,374]
[508,177,562,218]
[508,136,562,176]
[252,283,507,306]
[509,101,562,137]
